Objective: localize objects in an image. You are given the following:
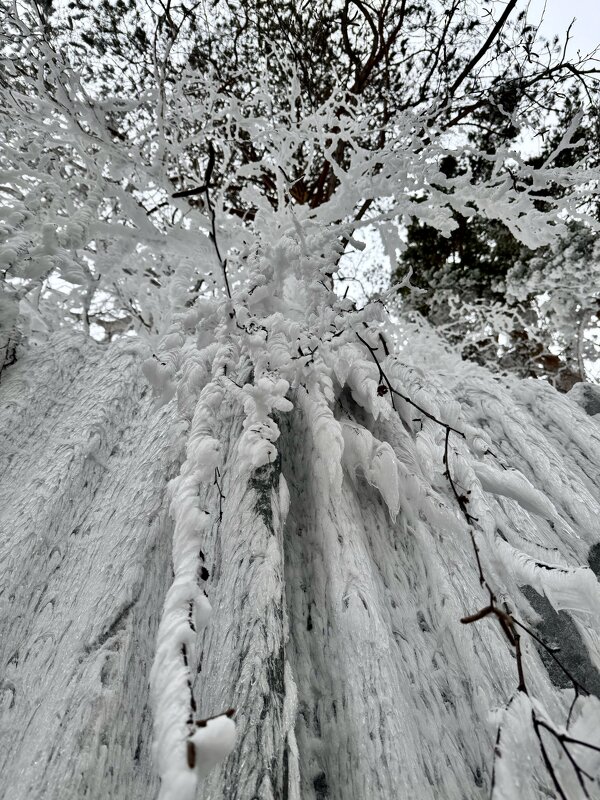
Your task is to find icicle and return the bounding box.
[237,376,293,472]
[341,421,400,520]
[297,385,344,498]
[474,463,557,520]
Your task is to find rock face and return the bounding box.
[2,335,600,800]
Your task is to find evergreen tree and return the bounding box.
[396,90,600,389]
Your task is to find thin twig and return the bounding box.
[214,466,225,522]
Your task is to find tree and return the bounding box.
[2,3,600,800]
[395,90,600,388]
[505,222,600,384]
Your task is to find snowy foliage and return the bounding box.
[507,224,600,379]
[415,222,600,388]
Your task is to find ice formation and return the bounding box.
[2,237,600,799]
[139,205,600,799]
[1,14,600,799]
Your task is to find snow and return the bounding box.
[144,273,600,799]
[190,715,237,777]
[474,463,557,519]
[2,12,600,799]
[340,421,400,519]
[3,317,600,800]
[0,334,178,800]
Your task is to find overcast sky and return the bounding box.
[527,0,599,59]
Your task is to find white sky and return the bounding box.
[526,0,599,58]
